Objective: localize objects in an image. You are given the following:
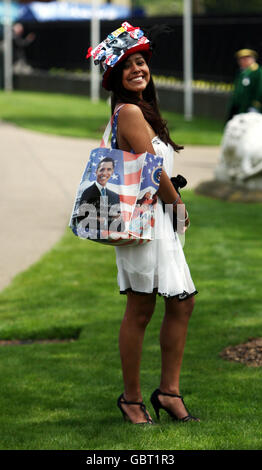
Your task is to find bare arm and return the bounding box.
[117,103,156,154]
[117,104,186,212]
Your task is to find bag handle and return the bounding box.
[100,104,126,148]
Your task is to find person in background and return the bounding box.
[12,23,35,74]
[226,48,262,121]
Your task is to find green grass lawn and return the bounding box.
[0,191,262,450]
[0,90,224,145]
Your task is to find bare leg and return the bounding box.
[158,296,195,419]
[118,291,156,423]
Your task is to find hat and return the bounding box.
[235,48,258,59]
[86,21,152,90]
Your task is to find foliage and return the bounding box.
[202,0,262,14]
[137,0,262,16]
[136,0,183,16]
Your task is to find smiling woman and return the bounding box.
[121,53,150,95]
[85,21,199,426]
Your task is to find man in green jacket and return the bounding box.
[226,48,262,121]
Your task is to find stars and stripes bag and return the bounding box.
[69,105,163,246]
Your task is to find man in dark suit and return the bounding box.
[78,157,121,235]
[80,157,120,205]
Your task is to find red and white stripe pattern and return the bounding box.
[70,106,163,246]
[104,150,158,245]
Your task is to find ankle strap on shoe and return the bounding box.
[118,393,153,424]
[119,394,146,407]
[158,389,183,399]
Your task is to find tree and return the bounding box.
[201,0,262,14]
[136,0,262,16]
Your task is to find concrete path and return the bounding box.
[0,121,220,291]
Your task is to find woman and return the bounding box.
[88,22,199,425]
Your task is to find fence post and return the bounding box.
[90,0,100,102]
[183,0,193,120]
[3,0,13,91]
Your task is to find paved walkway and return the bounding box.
[0,121,220,291]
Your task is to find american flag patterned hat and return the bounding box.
[86,21,152,90]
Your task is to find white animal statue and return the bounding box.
[215,112,262,190]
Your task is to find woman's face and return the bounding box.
[122,53,150,97]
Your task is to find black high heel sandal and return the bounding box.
[117,393,154,425]
[150,389,200,422]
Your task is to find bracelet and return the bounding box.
[177,210,189,222]
[171,194,180,206]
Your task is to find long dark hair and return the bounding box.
[109,55,183,153]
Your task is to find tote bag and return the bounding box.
[69,106,163,246]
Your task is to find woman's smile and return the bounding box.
[122,53,150,95]
[129,76,144,83]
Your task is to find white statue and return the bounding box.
[215,112,262,189]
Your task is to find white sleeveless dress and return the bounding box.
[114,134,197,300]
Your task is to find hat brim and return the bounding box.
[235,48,258,59]
[102,43,152,91]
